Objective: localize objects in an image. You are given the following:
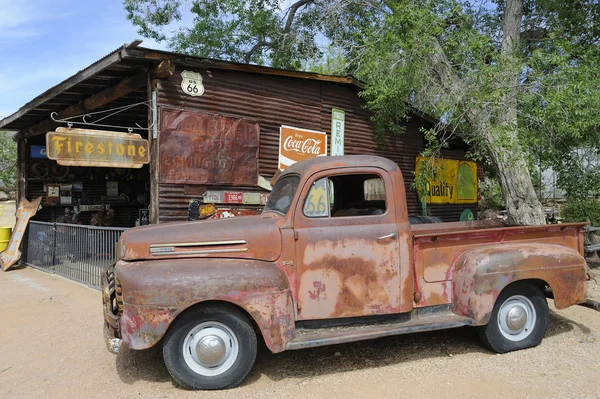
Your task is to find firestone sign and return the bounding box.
[46,127,149,168]
[278,125,327,171]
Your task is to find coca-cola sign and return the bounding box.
[279,125,327,170]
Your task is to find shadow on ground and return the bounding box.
[114,309,591,388]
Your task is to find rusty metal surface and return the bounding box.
[413,222,587,309]
[46,128,149,168]
[112,257,294,352]
[119,213,283,262]
[290,163,409,320]
[452,243,588,324]
[99,155,591,358]
[159,109,260,185]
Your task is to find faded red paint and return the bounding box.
[451,242,588,324]
[101,155,591,358]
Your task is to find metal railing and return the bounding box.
[25,221,127,288]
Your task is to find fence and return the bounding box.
[25,221,127,288]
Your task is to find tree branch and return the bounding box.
[283,0,314,33]
[244,40,274,63]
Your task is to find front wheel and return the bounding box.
[477,283,549,353]
[163,304,257,390]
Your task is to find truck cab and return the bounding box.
[102,155,592,390]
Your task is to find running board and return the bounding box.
[286,313,474,350]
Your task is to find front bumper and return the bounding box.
[101,265,122,354]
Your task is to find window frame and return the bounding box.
[300,170,389,220]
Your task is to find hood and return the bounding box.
[120,213,283,262]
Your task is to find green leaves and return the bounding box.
[124,0,600,208]
[0,132,16,190]
[124,0,322,68]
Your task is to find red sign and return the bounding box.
[224,192,244,204]
[159,110,260,185]
[278,126,327,170]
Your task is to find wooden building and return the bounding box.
[0,42,478,228]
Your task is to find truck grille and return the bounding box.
[115,278,123,315]
[105,265,122,317]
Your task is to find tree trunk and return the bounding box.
[495,0,546,225]
[424,0,546,225]
[488,140,546,225]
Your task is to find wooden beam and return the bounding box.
[15,60,174,140]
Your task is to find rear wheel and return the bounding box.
[163,304,257,390]
[477,283,549,353]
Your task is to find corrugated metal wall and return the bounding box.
[156,67,478,223]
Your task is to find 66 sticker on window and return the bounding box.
[180,70,205,97]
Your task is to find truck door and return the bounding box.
[293,168,401,320]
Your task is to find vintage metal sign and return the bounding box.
[330,109,345,156]
[1,196,42,271]
[278,125,327,171]
[46,128,149,168]
[159,109,260,186]
[224,192,244,204]
[181,70,205,97]
[415,157,478,204]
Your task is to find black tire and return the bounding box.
[163,303,257,390]
[477,283,549,353]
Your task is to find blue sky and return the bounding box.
[0,0,169,120]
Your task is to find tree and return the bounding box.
[125,0,600,225]
[0,131,17,191]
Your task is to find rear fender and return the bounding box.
[452,243,587,325]
[115,258,295,353]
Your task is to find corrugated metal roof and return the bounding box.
[0,43,363,135]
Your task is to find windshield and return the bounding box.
[263,175,300,215]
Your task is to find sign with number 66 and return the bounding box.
[180,70,205,97]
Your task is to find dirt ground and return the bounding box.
[1,267,600,399]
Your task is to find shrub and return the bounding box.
[561,199,600,226]
[479,178,504,212]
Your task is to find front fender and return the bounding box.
[452,243,587,325]
[115,258,295,353]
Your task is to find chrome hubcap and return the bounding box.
[183,321,239,376]
[498,295,536,341]
[506,306,527,331]
[195,335,226,366]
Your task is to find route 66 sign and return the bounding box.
[181,70,204,97]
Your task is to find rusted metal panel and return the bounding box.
[46,128,149,168]
[452,242,588,324]
[110,257,294,353]
[119,213,282,262]
[159,108,260,186]
[291,165,403,320]
[412,222,588,309]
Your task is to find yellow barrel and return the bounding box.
[0,226,12,252]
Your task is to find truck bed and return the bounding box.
[411,221,587,308]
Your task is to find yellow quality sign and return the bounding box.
[46,127,149,168]
[415,156,478,204]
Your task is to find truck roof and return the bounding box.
[282,155,400,176]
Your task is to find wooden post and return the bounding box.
[147,76,161,224]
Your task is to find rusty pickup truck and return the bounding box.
[102,155,597,390]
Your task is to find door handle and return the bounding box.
[377,232,397,243]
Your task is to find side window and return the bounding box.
[303,177,330,217]
[303,173,386,218]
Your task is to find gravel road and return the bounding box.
[1,266,599,399]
